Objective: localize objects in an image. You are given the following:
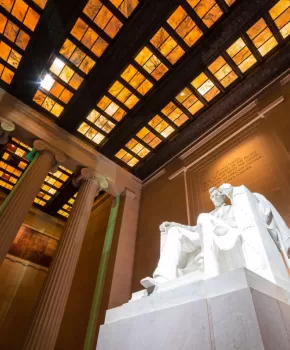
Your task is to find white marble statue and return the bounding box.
[141,184,290,288]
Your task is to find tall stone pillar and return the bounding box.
[108,189,140,308]
[23,168,108,350]
[0,139,66,264]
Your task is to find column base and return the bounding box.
[97,268,290,350]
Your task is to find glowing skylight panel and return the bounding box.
[58,193,78,218]
[40,74,73,104]
[0,41,22,68]
[108,81,139,109]
[269,0,290,39]
[148,115,175,138]
[175,88,204,115]
[0,63,14,84]
[49,58,84,90]
[59,39,96,74]
[86,109,116,133]
[126,138,150,158]
[71,18,109,56]
[135,47,168,81]
[121,64,153,96]
[136,127,162,149]
[1,0,40,31]
[226,38,257,73]
[167,6,203,47]
[97,96,127,121]
[191,72,220,101]
[109,0,139,18]
[83,1,123,39]
[225,0,236,6]
[186,0,223,28]
[247,19,278,57]
[161,102,189,127]
[33,90,64,117]
[208,56,238,87]
[77,122,106,144]
[150,27,185,64]
[0,13,30,50]
[115,149,139,167]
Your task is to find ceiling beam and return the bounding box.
[57,0,182,131]
[8,0,88,105]
[100,0,278,160]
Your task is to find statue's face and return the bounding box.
[210,189,225,208]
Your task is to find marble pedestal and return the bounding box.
[97,268,290,350]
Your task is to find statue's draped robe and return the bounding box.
[154,186,290,283]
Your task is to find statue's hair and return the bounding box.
[209,187,217,195]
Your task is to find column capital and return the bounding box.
[73,167,109,190]
[33,139,67,164]
[0,119,15,144]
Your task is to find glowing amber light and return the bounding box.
[121,64,153,96]
[59,39,96,75]
[78,122,106,144]
[162,102,189,127]
[97,95,127,121]
[136,127,162,149]
[269,0,290,39]
[191,72,220,101]
[167,6,203,47]
[151,27,185,64]
[83,0,123,39]
[247,19,278,57]
[186,0,223,28]
[0,63,14,84]
[226,38,257,73]
[71,18,108,57]
[0,13,30,50]
[108,80,139,109]
[87,109,116,133]
[1,0,40,31]
[110,0,139,18]
[135,47,168,81]
[33,90,64,117]
[115,149,139,167]
[176,87,204,115]
[208,56,238,87]
[126,138,150,158]
[0,41,22,68]
[148,115,175,138]
[225,0,236,6]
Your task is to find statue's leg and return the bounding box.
[198,214,220,278]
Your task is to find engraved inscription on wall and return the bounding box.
[202,150,262,192]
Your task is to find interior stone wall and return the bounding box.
[132,75,290,294]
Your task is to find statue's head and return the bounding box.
[209,187,226,208]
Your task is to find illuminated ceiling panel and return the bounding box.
[1,0,41,31]
[226,38,257,73]
[150,27,185,64]
[121,64,153,96]
[186,0,223,28]
[97,95,127,121]
[135,47,169,81]
[225,0,236,6]
[247,18,278,57]
[49,58,84,90]
[148,115,175,138]
[161,101,189,127]
[191,72,220,101]
[115,148,139,167]
[77,121,106,145]
[109,0,139,18]
[136,127,162,149]
[0,13,30,50]
[58,192,78,218]
[83,0,123,39]
[269,0,290,39]
[34,166,73,207]
[33,90,64,117]
[126,138,150,158]
[167,6,203,47]
[0,138,30,192]
[175,88,204,116]
[208,56,238,87]
[108,80,139,109]
[77,108,116,143]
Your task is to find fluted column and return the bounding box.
[0,140,66,264]
[24,168,109,350]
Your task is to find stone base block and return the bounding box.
[97,268,290,350]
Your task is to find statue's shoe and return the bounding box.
[140,276,168,288]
